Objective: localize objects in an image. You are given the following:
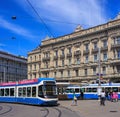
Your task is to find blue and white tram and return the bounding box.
[64,83,120,100]
[64,85,81,99]
[82,83,120,99]
[0,78,58,105]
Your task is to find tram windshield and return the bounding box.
[43,81,57,98]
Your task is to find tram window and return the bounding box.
[18,88,23,97]
[10,88,14,96]
[23,87,26,97]
[1,89,4,96]
[86,88,92,92]
[27,87,31,97]
[81,88,85,92]
[5,88,9,96]
[105,87,111,92]
[32,87,36,97]
[65,89,73,93]
[112,87,118,92]
[38,86,44,97]
[75,88,80,93]
[92,88,97,92]
[118,87,120,92]
[0,89,1,96]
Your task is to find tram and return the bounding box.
[64,83,120,100]
[0,78,58,105]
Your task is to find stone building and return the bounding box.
[28,13,120,84]
[0,51,27,82]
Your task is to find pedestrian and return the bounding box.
[71,92,77,106]
[100,90,105,106]
[80,90,84,100]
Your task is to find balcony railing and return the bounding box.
[67,53,72,58]
[101,46,108,51]
[111,43,120,49]
[53,56,58,60]
[60,54,65,59]
[42,57,50,62]
[74,50,81,56]
[83,50,89,55]
[91,48,98,53]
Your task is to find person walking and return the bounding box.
[100,90,105,106]
[71,92,77,106]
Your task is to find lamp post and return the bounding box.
[3,66,6,82]
[98,48,101,86]
[97,48,102,100]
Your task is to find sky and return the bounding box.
[0,0,120,57]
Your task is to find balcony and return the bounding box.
[53,56,58,60]
[110,58,120,65]
[60,54,65,59]
[91,48,98,54]
[74,50,81,56]
[67,53,72,58]
[111,43,120,49]
[101,46,108,52]
[83,50,89,55]
[42,57,50,62]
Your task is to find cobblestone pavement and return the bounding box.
[59,100,120,117]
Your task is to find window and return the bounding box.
[32,87,36,97]
[85,69,87,76]
[38,86,44,97]
[23,87,26,97]
[117,65,120,73]
[55,50,58,56]
[117,50,120,59]
[10,88,14,96]
[34,64,36,70]
[103,53,107,61]
[76,58,80,64]
[116,37,120,44]
[1,89,4,96]
[54,72,56,77]
[85,55,88,63]
[85,44,89,50]
[55,61,58,67]
[62,60,64,66]
[27,87,31,97]
[61,71,63,78]
[103,40,107,47]
[102,67,106,75]
[68,59,71,65]
[93,67,96,75]
[94,42,97,49]
[68,70,70,77]
[18,88,23,97]
[68,48,71,53]
[61,49,64,55]
[94,54,97,62]
[75,70,79,77]
[5,88,9,96]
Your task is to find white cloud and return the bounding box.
[19,0,107,28]
[0,17,39,40]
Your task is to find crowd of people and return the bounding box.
[99,90,118,106]
[71,90,118,106]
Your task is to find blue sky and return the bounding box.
[0,0,120,57]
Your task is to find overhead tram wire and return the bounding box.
[26,0,55,38]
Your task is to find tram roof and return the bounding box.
[0,78,55,87]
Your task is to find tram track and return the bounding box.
[0,105,13,115]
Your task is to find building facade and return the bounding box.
[0,51,27,82]
[28,14,120,84]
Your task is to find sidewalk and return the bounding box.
[59,100,120,117]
